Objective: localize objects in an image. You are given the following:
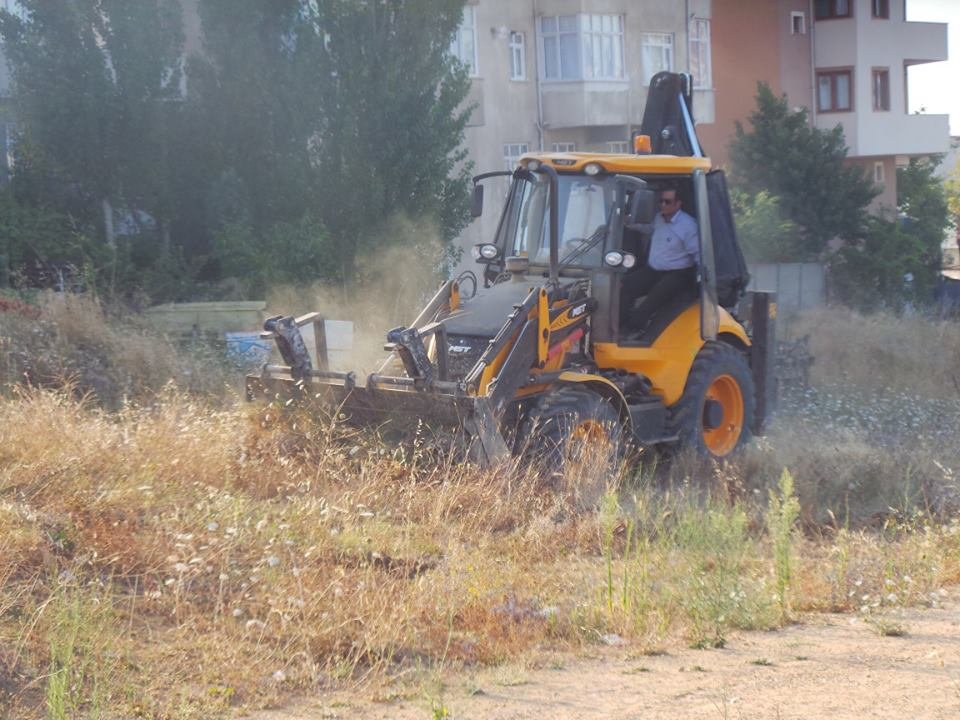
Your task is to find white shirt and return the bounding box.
[648,209,700,271]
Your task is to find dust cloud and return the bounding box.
[264,213,459,375]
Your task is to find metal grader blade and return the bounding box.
[244,311,510,465]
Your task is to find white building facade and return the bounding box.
[811,0,949,210]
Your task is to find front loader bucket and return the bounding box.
[247,283,537,466]
[245,368,511,466]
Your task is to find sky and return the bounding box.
[907,0,960,136]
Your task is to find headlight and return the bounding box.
[604,251,624,267]
[584,162,603,176]
[479,243,500,260]
[622,253,637,269]
[526,159,541,171]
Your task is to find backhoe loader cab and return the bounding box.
[247,72,776,479]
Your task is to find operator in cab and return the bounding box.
[619,183,700,336]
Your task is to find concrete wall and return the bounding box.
[748,262,825,314]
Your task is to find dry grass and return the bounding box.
[0,292,233,408]
[0,302,959,718]
[783,306,960,397]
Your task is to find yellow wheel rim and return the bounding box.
[567,419,614,466]
[570,419,608,445]
[702,374,744,457]
[565,418,617,508]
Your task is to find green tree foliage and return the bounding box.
[0,0,472,300]
[0,1,185,250]
[0,189,103,289]
[730,83,878,259]
[184,0,322,237]
[944,151,960,259]
[313,0,473,276]
[897,156,949,269]
[830,158,948,311]
[214,214,336,297]
[729,189,803,263]
[187,0,472,290]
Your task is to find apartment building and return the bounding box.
[700,0,949,212]
[696,0,813,166]
[453,0,716,255]
[811,0,948,210]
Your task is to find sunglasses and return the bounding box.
[659,197,677,205]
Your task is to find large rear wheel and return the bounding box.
[517,386,625,508]
[670,342,755,458]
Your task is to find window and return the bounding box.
[872,0,889,19]
[509,31,526,81]
[450,7,477,76]
[504,143,529,170]
[816,70,852,112]
[540,14,624,81]
[874,161,885,184]
[872,68,890,111]
[640,33,673,85]
[814,0,851,20]
[552,142,576,152]
[689,18,712,88]
[607,141,629,154]
[791,11,806,35]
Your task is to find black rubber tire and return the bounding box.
[669,341,755,459]
[516,386,624,508]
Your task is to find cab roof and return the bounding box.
[520,151,712,176]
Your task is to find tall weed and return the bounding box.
[767,469,801,621]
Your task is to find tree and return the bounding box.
[945,152,960,263]
[0,0,473,300]
[309,0,473,278]
[0,1,185,259]
[830,158,948,311]
[729,189,803,263]
[897,156,948,272]
[730,83,878,259]
[187,0,472,290]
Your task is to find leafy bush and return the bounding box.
[213,214,336,298]
[828,216,935,312]
[730,189,804,263]
[0,190,104,289]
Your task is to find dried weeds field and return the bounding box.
[1,296,960,719]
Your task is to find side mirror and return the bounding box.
[628,188,656,225]
[471,184,484,218]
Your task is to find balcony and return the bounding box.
[900,21,948,66]
[816,110,949,158]
[541,80,630,129]
[814,16,947,70]
[857,112,950,157]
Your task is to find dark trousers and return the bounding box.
[619,265,697,332]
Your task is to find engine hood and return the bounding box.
[443,279,538,338]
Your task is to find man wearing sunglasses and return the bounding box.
[619,184,700,337]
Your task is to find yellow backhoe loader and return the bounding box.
[247,72,776,472]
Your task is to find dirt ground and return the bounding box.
[253,591,960,720]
